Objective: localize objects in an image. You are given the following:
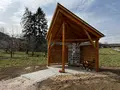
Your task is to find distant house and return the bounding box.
[99,43,120,48]
[109,44,120,48]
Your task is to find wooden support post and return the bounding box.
[47,34,52,66]
[83,29,95,48]
[62,22,65,72]
[95,39,99,72]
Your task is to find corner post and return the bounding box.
[95,39,99,72]
[62,22,66,72]
[47,34,52,66]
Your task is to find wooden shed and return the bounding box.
[46,3,104,72]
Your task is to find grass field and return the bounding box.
[0,48,120,68]
[99,48,120,67]
[0,51,47,68]
[0,48,120,80]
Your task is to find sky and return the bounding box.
[0,0,120,43]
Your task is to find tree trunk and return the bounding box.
[26,49,29,54]
[32,51,34,56]
[25,36,30,54]
[10,50,12,58]
[5,49,7,53]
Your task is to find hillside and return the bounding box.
[0,32,10,40]
[0,32,10,49]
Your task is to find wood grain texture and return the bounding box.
[62,22,65,72]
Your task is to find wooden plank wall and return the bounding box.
[49,44,68,64]
[80,45,97,68]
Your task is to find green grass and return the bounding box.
[0,51,47,68]
[0,48,120,68]
[99,48,120,67]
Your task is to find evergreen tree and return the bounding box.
[35,7,47,39]
[21,7,32,54]
[35,7,48,52]
[21,7,48,55]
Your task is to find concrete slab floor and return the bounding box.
[21,65,92,82]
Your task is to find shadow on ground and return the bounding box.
[99,67,120,83]
[99,67,120,76]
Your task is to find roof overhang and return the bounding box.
[46,3,105,41]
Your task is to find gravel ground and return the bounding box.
[0,67,119,90]
[0,77,39,90]
[38,73,120,90]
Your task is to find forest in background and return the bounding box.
[0,6,48,57]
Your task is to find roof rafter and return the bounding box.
[46,3,104,41]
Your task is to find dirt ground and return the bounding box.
[38,67,120,90]
[0,65,47,80]
[0,66,120,90]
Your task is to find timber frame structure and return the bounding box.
[46,3,104,72]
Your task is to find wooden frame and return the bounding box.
[83,29,95,48]
[95,39,99,72]
[46,3,104,40]
[52,39,89,42]
[62,22,65,72]
[46,3,104,72]
[47,34,52,66]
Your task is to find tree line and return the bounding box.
[0,6,48,57]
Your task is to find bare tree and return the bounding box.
[9,25,15,58]
[0,27,5,33]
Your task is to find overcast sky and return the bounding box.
[0,0,120,43]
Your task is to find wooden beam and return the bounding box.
[59,9,101,38]
[47,34,52,66]
[65,20,83,38]
[83,29,96,48]
[95,39,99,72]
[53,23,63,41]
[52,37,91,42]
[47,8,60,39]
[62,22,66,72]
[66,39,89,42]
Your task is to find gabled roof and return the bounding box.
[46,3,104,40]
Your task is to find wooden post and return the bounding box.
[47,34,52,66]
[95,39,99,72]
[62,22,65,72]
